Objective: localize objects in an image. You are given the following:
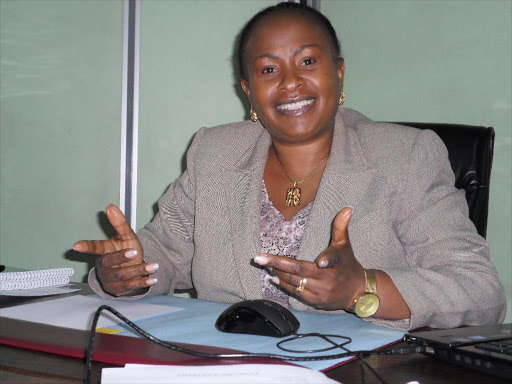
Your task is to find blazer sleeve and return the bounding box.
[375,129,506,330]
[88,128,204,299]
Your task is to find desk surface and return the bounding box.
[0,285,508,384]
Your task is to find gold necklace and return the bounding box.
[274,150,329,207]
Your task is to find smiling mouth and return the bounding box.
[276,98,316,115]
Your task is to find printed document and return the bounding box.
[101,363,340,383]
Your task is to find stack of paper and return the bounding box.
[101,364,339,383]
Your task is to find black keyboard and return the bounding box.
[454,337,512,379]
[475,339,512,355]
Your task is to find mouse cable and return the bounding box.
[84,305,425,384]
[277,332,353,353]
[278,332,390,384]
[278,333,418,384]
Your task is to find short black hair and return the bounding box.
[237,2,342,80]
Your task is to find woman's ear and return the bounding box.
[240,79,251,102]
[337,58,346,90]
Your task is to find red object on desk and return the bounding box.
[0,317,294,367]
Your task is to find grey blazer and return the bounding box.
[89,108,506,330]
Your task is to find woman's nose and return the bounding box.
[279,69,303,92]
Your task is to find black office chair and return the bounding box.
[393,122,495,239]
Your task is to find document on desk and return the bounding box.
[0,295,182,330]
[101,364,339,383]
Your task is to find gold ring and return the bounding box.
[296,277,307,293]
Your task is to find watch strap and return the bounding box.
[364,269,377,295]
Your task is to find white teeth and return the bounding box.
[277,99,314,111]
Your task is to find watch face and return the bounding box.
[355,294,380,318]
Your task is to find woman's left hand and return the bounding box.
[253,207,365,310]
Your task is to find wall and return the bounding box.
[0,0,123,278]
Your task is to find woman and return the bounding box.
[74,3,506,330]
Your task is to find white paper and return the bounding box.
[0,295,182,330]
[101,364,340,384]
[0,284,80,296]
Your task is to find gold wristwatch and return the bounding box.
[353,269,380,318]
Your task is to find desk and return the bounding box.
[0,285,508,384]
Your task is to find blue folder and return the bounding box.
[100,295,406,371]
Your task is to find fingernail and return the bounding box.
[271,276,280,285]
[125,249,138,258]
[146,277,157,286]
[145,263,159,273]
[254,255,270,265]
[319,259,328,268]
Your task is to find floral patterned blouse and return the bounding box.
[260,181,313,307]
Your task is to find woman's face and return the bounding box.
[241,13,345,146]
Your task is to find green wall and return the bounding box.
[1,0,510,321]
[0,0,123,278]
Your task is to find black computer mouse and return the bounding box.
[215,299,300,337]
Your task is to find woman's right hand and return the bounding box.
[73,204,158,297]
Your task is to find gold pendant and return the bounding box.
[285,182,301,207]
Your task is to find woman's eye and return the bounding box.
[302,58,316,66]
[262,67,276,74]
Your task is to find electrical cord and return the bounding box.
[277,332,395,383]
[277,333,352,353]
[84,305,425,384]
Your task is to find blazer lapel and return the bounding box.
[230,128,271,300]
[290,110,376,310]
